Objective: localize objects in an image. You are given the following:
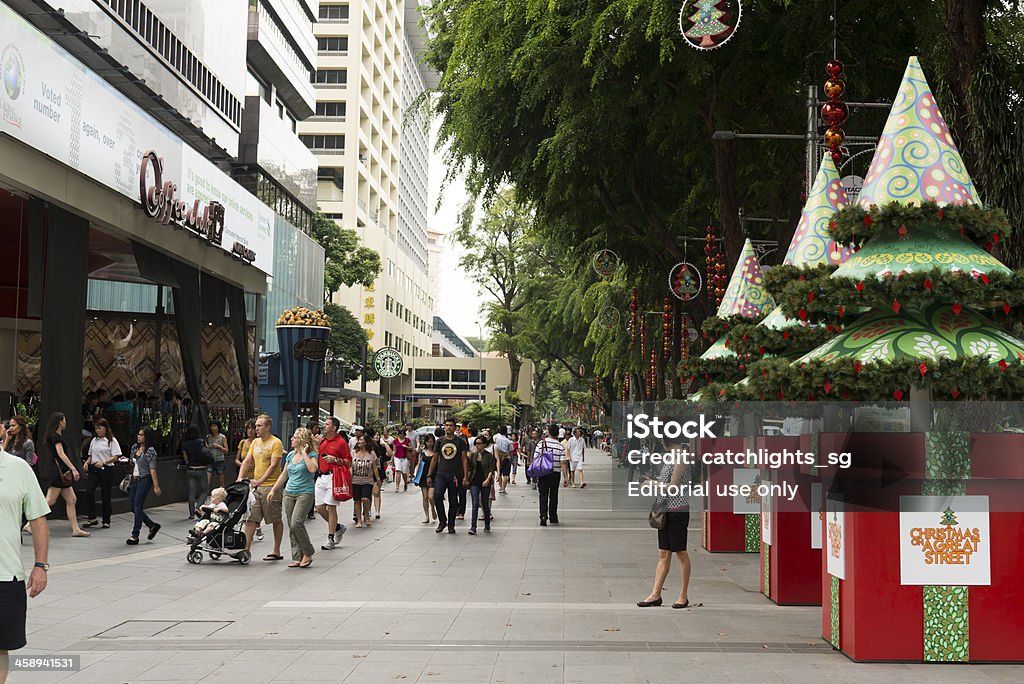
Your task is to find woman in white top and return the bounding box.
[83,417,122,528]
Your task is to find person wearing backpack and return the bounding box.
[181,425,209,519]
[530,424,565,526]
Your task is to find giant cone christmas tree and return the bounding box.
[686,238,774,395]
[727,153,854,361]
[749,56,1024,401]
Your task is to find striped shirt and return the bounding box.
[532,437,565,470]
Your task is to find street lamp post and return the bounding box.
[476,320,484,403]
[494,385,508,430]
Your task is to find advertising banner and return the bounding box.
[732,467,762,514]
[899,495,991,586]
[0,3,273,273]
[826,498,846,579]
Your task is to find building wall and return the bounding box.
[262,215,327,353]
[52,0,251,156]
[300,0,435,411]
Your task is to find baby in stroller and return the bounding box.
[190,487,229,539]
[186,480,253,565]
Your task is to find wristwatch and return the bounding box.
[34,562,49,571]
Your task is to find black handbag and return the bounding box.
[649,499,668,530]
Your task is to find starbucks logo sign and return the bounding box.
[373,347,403,378]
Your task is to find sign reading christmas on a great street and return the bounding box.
[899,495,991,586]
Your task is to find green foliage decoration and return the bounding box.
[736,356,1024,402]
[827,201,1010,248]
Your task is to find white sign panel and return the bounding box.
[0,3,273,274]
[899,495,990,586]
[761,470,772,545]
[826,498,846,579]
[732,468,761,514]
[810,482,823,550]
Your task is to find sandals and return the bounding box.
[83,519,99,528]
[263,554,284,561]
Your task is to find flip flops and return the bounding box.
[263,554,284,561]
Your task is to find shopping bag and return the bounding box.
[332,465,353,501]
[412,459,426,486]
[526,449,554,479]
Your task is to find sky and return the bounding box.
[428,119,488,343]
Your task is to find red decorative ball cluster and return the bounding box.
[822,59,848,168]
[705,225,726,307]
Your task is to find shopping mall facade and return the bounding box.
[0,1,323,460]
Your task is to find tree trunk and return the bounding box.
[713,136,743,268]
[944,0,986,167]
[507,355,522,394]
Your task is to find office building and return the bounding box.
[302,0,437,422]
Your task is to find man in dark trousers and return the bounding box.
[533,424,566,526]
[427,418,469,534]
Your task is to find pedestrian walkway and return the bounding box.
[15,449,1024,682]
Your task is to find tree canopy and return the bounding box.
[309,211,383,301]
[424,0,1024,404]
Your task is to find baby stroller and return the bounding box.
[186,479,252,565]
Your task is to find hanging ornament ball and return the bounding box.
[715,262,725,274]
[598,306,620,330]
[823,127,846,147]
[826,59,845,77]
[591,249,619,278]
[823,78,846,99]
[830,149,844,168]
[820,101,850,127]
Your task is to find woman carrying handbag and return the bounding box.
[637,441,694,609]
[125,427,162,545]
[38,412,90,537]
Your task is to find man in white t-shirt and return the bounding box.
[567,427,587,489]
[0,422,50,681]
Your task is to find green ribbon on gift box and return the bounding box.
[744,514,760,552]
[762,542,770,596]
[922,431,970,662]
[830,576,840,649]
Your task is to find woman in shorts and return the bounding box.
[637,448,693,609]
[349,434,380,528]
[416,434,437,524]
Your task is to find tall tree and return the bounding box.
[323,303,368,384]
[450,189,544,392]
[308,211,382,301]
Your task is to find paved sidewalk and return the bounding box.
[12,449,1024,683]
